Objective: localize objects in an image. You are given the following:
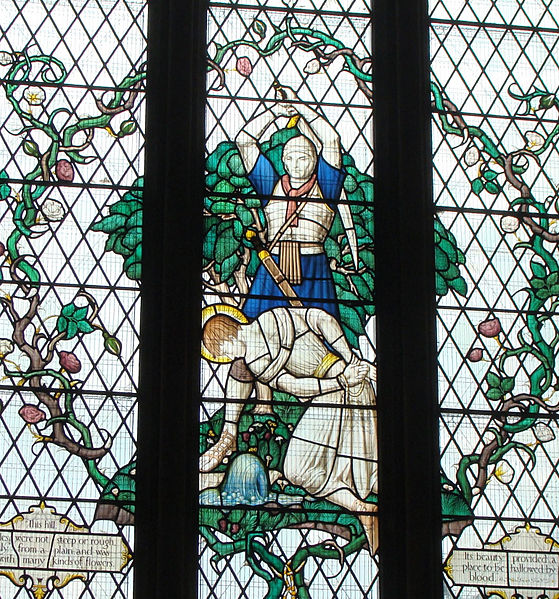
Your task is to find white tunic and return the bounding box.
[265,181,334,252]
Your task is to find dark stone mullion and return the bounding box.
[374,0,443,596]
[135,1,207,598]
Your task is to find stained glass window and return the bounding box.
[199,1,376,597]
[430,1,559,597]
[0,1,146,598]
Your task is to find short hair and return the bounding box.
[203,314,242,359]
[282,135,317,162]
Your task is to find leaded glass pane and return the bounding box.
[0,2,146,597]
[200,2,376,597]
[430,1,559,597]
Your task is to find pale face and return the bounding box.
[283,150,316,182]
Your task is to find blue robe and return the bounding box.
[243,154,345,319]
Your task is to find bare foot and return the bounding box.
[359,511,379,556]
[200,429,236,472]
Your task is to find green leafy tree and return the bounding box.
[92,177,143,280]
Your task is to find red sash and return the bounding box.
[280,173,317,227]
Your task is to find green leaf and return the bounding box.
[486,372,501,389]
[536,288,551,299]
[126,262,142,280]
[441,263,460,281]
[486,388,504,401]
[435,246,450,271]
[0,170,10,201]
[540,94,556,110]
[91,214,127,233]
[449,276,467,297]
[252,19,267,38]
[77,320,94,334]
[435,272,448,296]
[104,335,122,356]
[61,303,76,317]
[485,181,500,195]
[344,174,358,193]
[119,120,137,135]
[501,377,515,393]
[74,306,88,321]
[122,226,142,250]
[220,253,240,282]
[532,277,545,289]
[483,169,499,181]
[66,320,79,339]
[437,238,457,264]
[531,261,546,279]
[56,315,68,333]
[23,140,40,158]
[547,272,558,286]
[471,178,484,195]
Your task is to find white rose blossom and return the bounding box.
[0,338,14,357]
[525,131,545,151]
[303,59,321,75]
[41,199,65,222]
[534,422,555,443]
[0,51,13,66]
[494,460,515,485]
[463,146,480,167]
[500,215,520,234]
[23,86,46,106]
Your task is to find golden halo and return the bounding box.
[201,304,248,364]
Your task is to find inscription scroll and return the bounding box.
[0,504,131,599]
[445,525,559,598]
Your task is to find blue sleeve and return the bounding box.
[317,156,345,202]
[247,154,280,200]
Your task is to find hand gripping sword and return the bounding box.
[246,229,303,307]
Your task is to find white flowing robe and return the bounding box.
[254,308,378,501]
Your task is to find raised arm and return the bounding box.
[279,86,341,169]
[235,110,276,173]
[236,103,297,173]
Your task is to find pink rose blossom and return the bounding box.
[55,159,75,182]
[59,351,81,373]
[19,404,46,424]
[236,57,253,77]
[478,317,502,338]
[467,348,484,362]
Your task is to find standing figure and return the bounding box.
[236,85,359,319]
[200,305,378,553]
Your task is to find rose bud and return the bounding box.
[236,56,253,77]
[242,432,250,442]
[467,348,484,362]
[231,523,240,534]
[59,351,82,374]
[19,404,46,424]
[478,317,502,338]
[264,432,272,440]
[55,159,75,182]
[0,242,5,255]
[218,518,228,532]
